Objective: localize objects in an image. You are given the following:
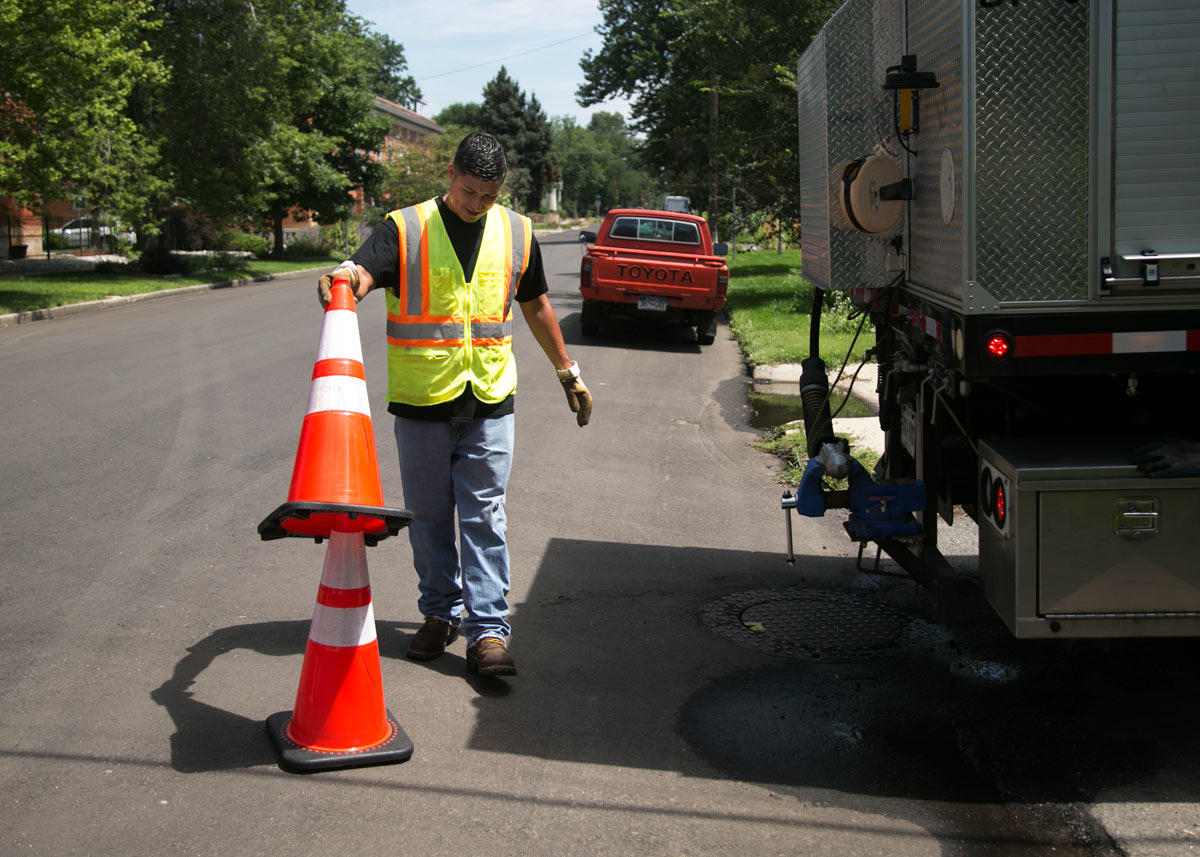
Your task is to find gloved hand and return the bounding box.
[318,262,360,307]
[556,362,592,427]
[1132,440,1200,477]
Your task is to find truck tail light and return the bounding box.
[984,330,1012,360]
[991,478,1007,528]
[980,465,1009,532]
[717,267,729,298]
[581,257,592,290]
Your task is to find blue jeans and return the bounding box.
[392,414,515,646]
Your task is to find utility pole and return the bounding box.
[709,72,719,243]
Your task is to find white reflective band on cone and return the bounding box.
[316,310,365,363]
[321,531,369,588]
[306,376,371,416]
[309,602,377,648]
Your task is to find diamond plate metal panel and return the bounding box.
[798,32,830,291]
[821,0,904,291]
[974,0,1091,303]
[905,0,965,307]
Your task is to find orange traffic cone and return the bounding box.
[267,529,413,772]
[258,273,411,545]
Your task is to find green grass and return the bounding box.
[754,422,881,486]
[0,255,341,315]
[725,246,879,481]
[724,247,871,368]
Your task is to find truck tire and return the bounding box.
[695,311,717,345]
[581,299,601,337]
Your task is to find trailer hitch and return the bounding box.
[781,453,926,564]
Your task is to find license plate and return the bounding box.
[637,295,668,312]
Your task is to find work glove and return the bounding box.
[317,261,359,308]
[1131,440,1200,478]
[556,361,592,427]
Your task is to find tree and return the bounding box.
[379,126,466,212]
[551,113,655,216]
[435,103,483,129]
[141,0,391,250]
[361,30,422,107]
[479,67,553,212]
[578,0,838,232]
[0,0,166,228]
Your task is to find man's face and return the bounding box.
[443,164,504,222]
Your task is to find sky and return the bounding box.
[344,0,632,127]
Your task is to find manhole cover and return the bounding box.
[700,587,909,661]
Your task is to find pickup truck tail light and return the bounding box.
[716,267,729,299]
[581,257,593,290]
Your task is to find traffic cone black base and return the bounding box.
[258,500,411,546]
[267,710,413,773]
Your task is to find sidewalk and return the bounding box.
[0,254,327,327]
[0,225,587,327]
[751,360,884,454]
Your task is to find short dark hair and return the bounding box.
[452,132,507,183]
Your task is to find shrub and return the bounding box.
[136,249,247,276]
[215,231,269,255]
[283,231,331,258]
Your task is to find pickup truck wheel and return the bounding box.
[581,300,601,337]
[694,311,717,345]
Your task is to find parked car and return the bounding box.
[50,217,136,251]
[578,209,729,344]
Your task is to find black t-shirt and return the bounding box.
[351,197,549,421]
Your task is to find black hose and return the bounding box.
[800,288,836,459]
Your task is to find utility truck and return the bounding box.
[783,0,1200,638]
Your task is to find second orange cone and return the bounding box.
[267,529,413,772]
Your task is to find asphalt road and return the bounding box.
[2,233,1199,856]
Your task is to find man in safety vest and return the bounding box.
[317,132,592,677]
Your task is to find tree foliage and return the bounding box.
[551,113,656,216]
[378,125,466,215]
[361,30,422,108]
[479,67,553,212]
[0,0,166,226]
[435,103,483,129]
[141,0,391,251]
[578,0,838,233]
[1,0,415,250]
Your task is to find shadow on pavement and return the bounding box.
[154,536,1200,812]
[475,538,1200,807]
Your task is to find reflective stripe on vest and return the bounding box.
[384,200,532,405]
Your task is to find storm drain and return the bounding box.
[700,587,909,661]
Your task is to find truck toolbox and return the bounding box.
[979,438,1200,638]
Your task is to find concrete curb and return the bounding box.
[0,266,329,327]
[0,229,581,328]
[751,360,885,454]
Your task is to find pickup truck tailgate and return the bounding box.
[583,245,728,308]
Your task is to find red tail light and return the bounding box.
[991,478,1007,528]
[581,257,592,290]
[984,331,1012,359]
[716,267,729,298]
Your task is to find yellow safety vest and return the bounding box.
[384,199,531,406]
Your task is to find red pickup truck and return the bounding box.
[578,209,729,345]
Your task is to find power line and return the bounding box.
[416,32,593,82]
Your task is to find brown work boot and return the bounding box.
[406,617,459,661]
[466,637,517,677]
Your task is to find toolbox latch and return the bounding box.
[1113,498,1159,542]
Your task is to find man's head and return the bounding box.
[443,132,507,222]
